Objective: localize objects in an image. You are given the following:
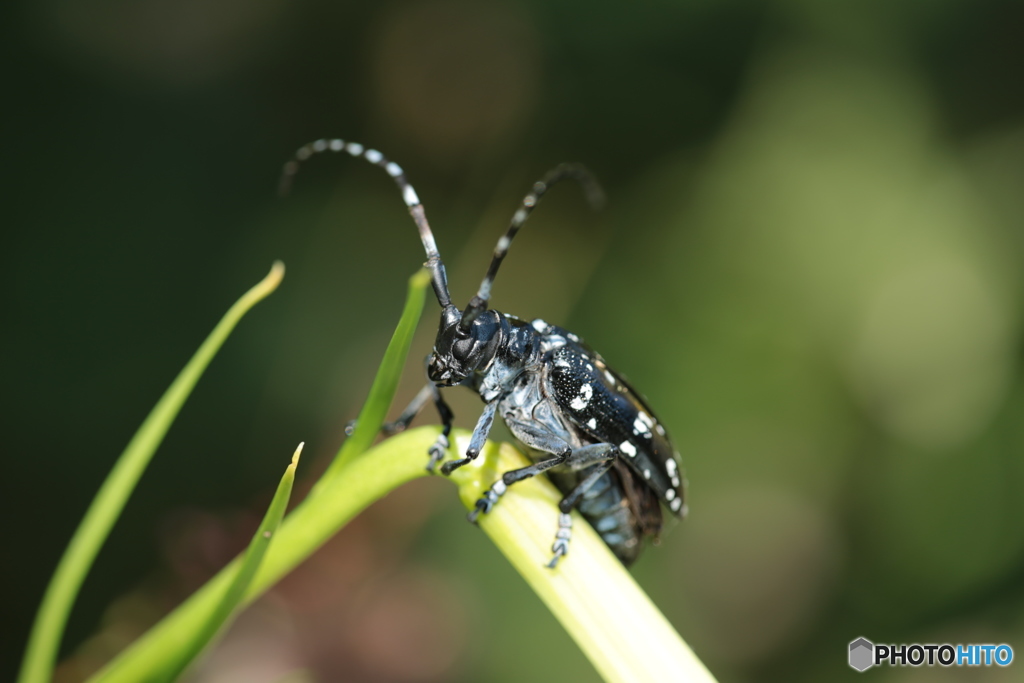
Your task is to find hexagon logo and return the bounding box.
[849,637,874,672]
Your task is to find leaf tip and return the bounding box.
[291,442,304,468]
[409,267,432,289]
[266,260,286,288]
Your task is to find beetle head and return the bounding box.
[428,305,502,385]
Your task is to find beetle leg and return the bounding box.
[344,378,448,444]
[466,419,572,523]
[549,512,573,569]
[346,354,455,472]
[425,386,456,473]
[498,419,574,485]
[558,457,616,511]
[440,399,498,475]
[380,384,434,436]
[548,450,618,568]
[344,382,435,437]
[563,442,619,471]
[497,438,618,486]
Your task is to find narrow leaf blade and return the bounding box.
[323,267,432,477]
[88,270,434,682]
[153,443,301,683]
[17,262,284,683]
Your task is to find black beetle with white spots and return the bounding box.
[281,139,688,567]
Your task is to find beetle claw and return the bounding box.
[546,513,572,569]
[467,479,507,523]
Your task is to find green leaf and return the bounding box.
[158,442,302,683]
[88,268,433,683]
[17,262,285,683]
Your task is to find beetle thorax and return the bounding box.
[473,314,541,401]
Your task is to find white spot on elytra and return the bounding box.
[633,416,651,436]
[619,441,637,457]
[570,383,593,410]
[666,489,676,501]
[643,469,651,479]
[603,370,616,385]
[666,459,678,476]
[656,424,666,436]
[532,319,548,332]
[587,418,597,429]
[567,333,579,342]
[364,149,383,163]
[670,498,682,512]
[638,411,654,427]
[672,476,681,487]
[402,185,420,206]
[586,363,593,371]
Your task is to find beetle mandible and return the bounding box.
[281,139,687,567]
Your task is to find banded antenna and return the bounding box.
[459,163,605,332]
[279,138,452,308]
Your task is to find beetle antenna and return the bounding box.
[279,139,452,308]
[459,163,604,331]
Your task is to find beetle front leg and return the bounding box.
[439,399,498,475]
[381,384,433,436]
[343,381,452,471]
[426,386,456,473]
[346,383,435,438]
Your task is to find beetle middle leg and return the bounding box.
[464,419,572,522]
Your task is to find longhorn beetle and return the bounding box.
[281,139,687,567]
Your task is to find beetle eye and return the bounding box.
[453,337,474,360]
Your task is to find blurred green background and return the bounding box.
[4,0,1024,681]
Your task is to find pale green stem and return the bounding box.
[91,427,717,683]
[447,437,717,683]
